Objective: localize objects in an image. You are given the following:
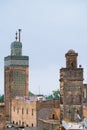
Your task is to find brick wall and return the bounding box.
[38,119,60,130]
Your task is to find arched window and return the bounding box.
[71,62,74,68]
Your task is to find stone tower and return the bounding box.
[4,31,29,121]
[60,50,83,122]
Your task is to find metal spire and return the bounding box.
[15,31,18,41]
[18,29,22,42]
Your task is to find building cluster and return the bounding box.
[0,31,60,130]
[0,32,87,130]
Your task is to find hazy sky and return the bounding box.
[0,0,87,95]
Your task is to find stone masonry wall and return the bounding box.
[0,103,5,130]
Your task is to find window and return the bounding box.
[17,108,19,114]
[22,108,24,114]
[26,108,28,114]
[19,120,21,125]
[32,109,34,116]
[16,122,18,125]
[32,123,33,127]
[52,114,55,119]
[13,106,15,112]
[71,62,73,67]
[22,122,24,126]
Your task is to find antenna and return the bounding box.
[18,29,22,42]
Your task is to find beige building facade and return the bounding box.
[11,99,37,127]
[11,99,60,128]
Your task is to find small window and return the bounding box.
[52,114,55,119]
[16,122,18,125]
[26,108,28,114]
[22,108,24,114]
[13,107,15,112]
[32,123,33,127]
[71,62,74,67]
[17,108,19,114]
[22,122,24,126]
[19,120,21,125]
[32,109,34,116]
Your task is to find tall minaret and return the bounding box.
[60,50,83,123]
[4,30,29,122]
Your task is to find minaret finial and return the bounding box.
[15,31,18,41]
[18,29,22,42]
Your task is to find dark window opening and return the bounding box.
[32,123,33,127]
[13,106,15,112]
[32,109,34,116]
[26,124,28,127]
[16,122,18,125]
[22,122,24,126]
[22,108,24,114]
[19,120,21,125]
[17,108,19,114]
[71,62,74,67]
[52,114,55,119]
[26,108,28,114]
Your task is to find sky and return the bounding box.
[0,0,87,95]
